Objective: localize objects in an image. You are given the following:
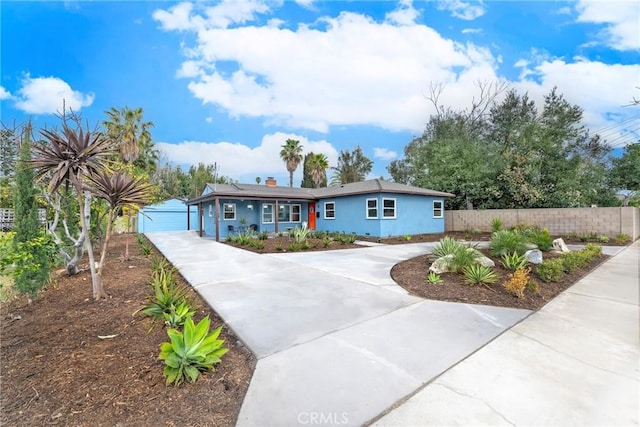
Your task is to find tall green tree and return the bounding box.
[308,153,329,188]
[280,139,303,187]
[103,106,157,174]
[389,87,615,209]
[301,152,328,188]
[13,123,50,299]
[0,127,18,208]
[610,143,640,205]
[330,146,373,185]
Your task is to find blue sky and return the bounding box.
[1,0,639,186]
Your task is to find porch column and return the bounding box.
[274,199,279,233]
[187,204,190,231]
[215,197,220,242]
[198,202,203,237]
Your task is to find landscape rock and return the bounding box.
[552,238,571,253]
[525,243,539,250]
[429,255,453,274]
[524,249,544,265]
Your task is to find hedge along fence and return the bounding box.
[445,207,640,240]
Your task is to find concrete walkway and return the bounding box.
[146,232,530,426]
[374,240,640,426]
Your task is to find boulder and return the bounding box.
[525,242,539,250]
[552,238,571,253]
[524,249,543,265]
[429,254,453,274]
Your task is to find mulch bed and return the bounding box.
[391,249,610,311]
[0,234,255,427]
[225,235,363,253]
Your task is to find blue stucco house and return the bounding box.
[137,198,198,233]
[186,178,454,241]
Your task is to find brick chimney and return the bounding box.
[265,177,277,187]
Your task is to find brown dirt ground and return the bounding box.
[0,234,255,427]
[391,248,609,311]
[225,235,363,253]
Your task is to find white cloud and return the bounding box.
[385,0,420,26]
[13,75,94,115]
[437,0,485,21]
[153,0,270,31]
[373,147,398,160]
[205,117,213,123]
[295,0,316,9]
[461,28,482,34]
[156,132,339,184]
[575,0,640,50]
[514,58,640,146]
[155,7,500,133]
[0,86,12,100]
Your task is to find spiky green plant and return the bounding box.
[163,301,196,328]
[463,264,500,286]
[490,230,528,257]
[501,252,529,271]
[158,316,228,386]
[432,236,463,258]
[426,271,443,284]
[491,217,503,232]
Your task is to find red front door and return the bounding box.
[308,203,316,229]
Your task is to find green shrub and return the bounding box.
[562,251,589,273]
[450,246,482,273]
[501,252,529,271]
[403,234,412,241]
[537,258,564,282]
[158,316,228,386]
[288,243,300,252]
[490,230,528,256]
[249,240,265,250]
[531,229,554,252]
[584,243,602,256]
[275,243,284,251]
[426,271,443,284]
[615,233,631,245]
[491,217,503,232]
[322,236,332,248]
[463,264,500,286]
[141,261,189,330]
[598,235,609,243]
[258,231,269,240]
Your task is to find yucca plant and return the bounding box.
[292,225,310,243]
[159,316,229,386]
[501,252,529,271]
[163,301,196,328]
[491,217,503,232]
[463,264,500,287]
[431,236,463,259]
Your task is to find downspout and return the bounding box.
[198,202,203,237]
[215,197,220,242]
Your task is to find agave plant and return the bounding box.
[463,264,500,286]
[158,316,229,386]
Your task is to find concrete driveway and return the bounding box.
[147,231,530,426]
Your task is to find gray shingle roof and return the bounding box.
[188,179,454,204]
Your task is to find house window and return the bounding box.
[208,204,213,217]
[291,204,301,222]
[433,200,443,218]
[223,203,236,220]
[383,198,396,218]
[278,205,290,222]
[324,202,335,219]
[262,204,274,223]
[366,198,378,219]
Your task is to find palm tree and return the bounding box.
[31,122,115,299]
[308,153,329,188]
[103,106,156,168]
[279,139,303,187]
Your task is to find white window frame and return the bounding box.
[222,203,236,220]
[291,204,301,223]
[208,204,213,217]
[433,200,443,218]
[382,198,396,219]
[324,201,335,219]
[262,204,274,224]
[366,198,378,219]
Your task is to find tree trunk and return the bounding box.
[96,210,114,293]
[77,189,106,299]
